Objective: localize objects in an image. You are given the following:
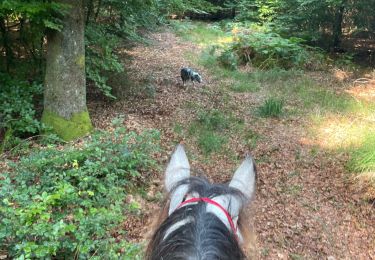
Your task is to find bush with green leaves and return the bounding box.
[231,31,309,69]
[0,124,160,259]
[218,49,239,70]
[85,24,124,99]
[0,74,43,138]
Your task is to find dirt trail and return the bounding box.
[89,30,375,259]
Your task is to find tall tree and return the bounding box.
[42,0,92,141]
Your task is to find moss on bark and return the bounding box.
[41,110,93,141]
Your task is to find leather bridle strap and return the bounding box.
[177,197,237,238]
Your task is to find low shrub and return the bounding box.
[85,24,124,99]
[231,32,309,69]
[0,74,43,139]
[0,124,160,259]
[217,49,238,70]
[257,97,284,117]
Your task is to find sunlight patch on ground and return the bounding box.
[313,115,374,149]
[332,68,352,82]
[345,80,375,102]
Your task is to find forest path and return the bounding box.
[89,29,375,259]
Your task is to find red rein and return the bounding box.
[177,197,238,238]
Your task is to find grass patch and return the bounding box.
[230,81,259,92]
[290,78,356,112]
[257,97,284,117]
[250,68,303,83]
[189,109,242,155]
[348,134,375,185]
[197,131,227,154]
[284,184,303,196]
[173,123,184,135]
[197,109,231,131]
[243,129,261,149]
[170,21,229,46]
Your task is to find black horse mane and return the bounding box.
[146,176,248,260]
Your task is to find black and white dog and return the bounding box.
[181,68,202,87]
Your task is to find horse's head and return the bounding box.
[147,144,257,260]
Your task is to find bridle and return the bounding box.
[177,197,238,239]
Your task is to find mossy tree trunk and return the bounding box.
[42,0,93,141]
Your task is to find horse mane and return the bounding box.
[146,176,252,260]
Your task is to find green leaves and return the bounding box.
[0,74,44,137]
[0,1,66,30]
[0,125,160,258]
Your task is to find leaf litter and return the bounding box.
[87,28,375,259]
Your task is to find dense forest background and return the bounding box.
[1,0,374,143]
[1,0,375,259]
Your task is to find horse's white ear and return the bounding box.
[165,144,190,192]
[165,144,191,215]
[229,154,256,201]
[208,155,256,228]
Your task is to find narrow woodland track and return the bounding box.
[89,29,375,259]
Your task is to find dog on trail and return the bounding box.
[180,68,202,88]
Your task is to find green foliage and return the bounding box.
[170,21,227,45]
[157,0,218,16]
[235,0,278,22]
[0,74,43,137]
[348,135,375,175]
[85,24,124,99]
[231,31,309,69]
[198,109,231,131]
[0,1,66,31]
[257,97,284,117]
[0,124,160,259]
[197,131,227,154]
[235,0,375,50]
[218,49,238,70]
[0,1,67,74]
[230,81,259,92]
[249,68,303,82]
[185,22,318,70]
[189,109,242,155]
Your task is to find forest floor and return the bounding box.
[88,25,375,259]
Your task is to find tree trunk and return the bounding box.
[42,0,92,141]
[332,4,345,49]
[0,17,12,72]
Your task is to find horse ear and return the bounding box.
[207,155,256,229]
[228,155,256,227]
[165,144,191,215]
[229,154,256,202]
[165,144,190,192]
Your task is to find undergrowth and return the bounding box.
[176,20,375,193]
[257,97,284,117]
[189,109,241,155]
[0,74,45,152]
[347,135,375,188]
[0,120,160,259]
